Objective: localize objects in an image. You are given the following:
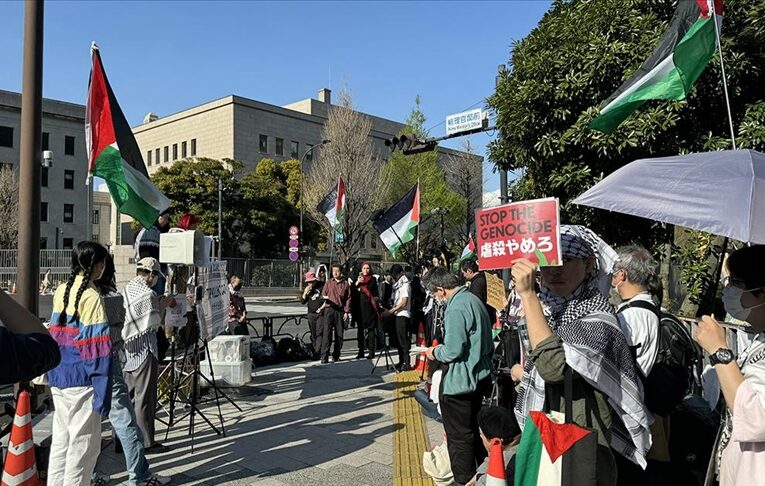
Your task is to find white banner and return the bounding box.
[196,261,229,340]
[164,295,188,328]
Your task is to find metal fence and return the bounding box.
[0,249,72,290]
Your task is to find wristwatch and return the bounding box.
[709,348,736,366]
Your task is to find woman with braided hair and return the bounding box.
[511,225,652,485]
[47,241,112,486]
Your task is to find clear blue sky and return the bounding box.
[1,0,552,196]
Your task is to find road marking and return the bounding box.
[393,370,433,486]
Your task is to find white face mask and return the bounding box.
[722,284,765,321]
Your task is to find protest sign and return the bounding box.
[196,261,229,339]
[476,197,561,270]
[485,272,506,311]
[164,295,188,328]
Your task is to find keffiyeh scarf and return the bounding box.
[514,225,653,467]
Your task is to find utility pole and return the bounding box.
[497,64,510,289]
[17,0,44,315]
[217,178,222,260]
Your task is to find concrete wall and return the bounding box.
[0,90,90,249]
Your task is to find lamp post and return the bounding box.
[299,139,330,270]
[430,207,449,248]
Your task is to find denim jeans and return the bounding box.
[109,354,151,484]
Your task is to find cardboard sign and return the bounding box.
[196,261,230,340]
[485,272,506,311]
[476,197,561,270]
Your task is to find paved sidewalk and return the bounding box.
[95,351,424,485]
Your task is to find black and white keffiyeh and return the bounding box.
[515,225,653,467]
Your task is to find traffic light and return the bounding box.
[384,133,436,155]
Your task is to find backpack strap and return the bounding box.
[617,298,661,319]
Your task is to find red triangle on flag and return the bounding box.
[530,411,591,463]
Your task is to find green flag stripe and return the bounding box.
[590,16,716,132]
[514,418,544,486]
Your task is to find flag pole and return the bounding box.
[711,5,737,150]
[328,225,334,269]
[415,180,420,261]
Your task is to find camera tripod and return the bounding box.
[371,333,396,374]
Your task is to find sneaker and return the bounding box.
[92,473,110,486]
[366,353,375,359]
[135,474,172,486]
[332,356,340,362]
[144,442,170,454]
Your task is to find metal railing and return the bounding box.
[0,249,72,290]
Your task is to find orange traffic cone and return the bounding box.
[1,390,42,486]
[414,321,428,372]
[485,437,508,485]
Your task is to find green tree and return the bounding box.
[382,98,467,264]
[488,0,765,313]
[280,159,302,206]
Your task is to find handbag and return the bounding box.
[514,368,598,485]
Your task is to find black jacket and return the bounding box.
[0,327,61,385]
[468,271,497,324]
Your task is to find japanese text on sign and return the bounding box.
[446,108,483,136]
[475,197,561,270]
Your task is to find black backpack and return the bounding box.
[618,300,702,416]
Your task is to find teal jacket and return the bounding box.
[434,287,493,396]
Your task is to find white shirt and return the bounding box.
[616,293,660,376]
[393,275,412,318]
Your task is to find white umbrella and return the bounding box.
[573,149,765,244]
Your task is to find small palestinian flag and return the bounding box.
[514,411,593,486]
[460,235,476,261]
[86,44,170,229]
[372,183,420,258]
[335,176,346,243]
[590,0,724,133]
[486,438,508,486]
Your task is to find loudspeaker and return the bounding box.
[160,229,208,266]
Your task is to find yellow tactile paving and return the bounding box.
[393,370,434,486]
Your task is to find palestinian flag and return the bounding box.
[590,0,724,133]
[486,438,508,486]
[460,235,476,261]
[335,176,346,243]
[514,412,592,486]
[86,44,170,229]
[372,183,420,257]
[317,182,338,227]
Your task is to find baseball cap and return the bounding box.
[136,257,164,278]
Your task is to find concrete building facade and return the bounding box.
[0,90,91,249]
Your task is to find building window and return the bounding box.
[306,144,314,162]
[63,204,74,223]
[62,238,73,249]
[41,167,48,187]
[361,232,367,249]
[276,138,284,156]
[191,139,197,156]
[155,148,160,164]
[40,202,48,222]
[147,150,152,166]
[0,126,13,148]
[290,141,299,158]
[163,146,169,163]
[259,135,268,154]
[40,237,47,250]
[92,209,100,225]
[370,236,377,249]
[42,132,49,151]
[172,143,178,160]
[92,234,99,243]
[64,169,75,189]
[65,136,75,155]
[182,141,187,158]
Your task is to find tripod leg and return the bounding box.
[202,339,230,436]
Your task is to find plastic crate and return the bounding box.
[207,335,249,363]
[202,360,251,387]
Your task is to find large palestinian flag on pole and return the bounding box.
[372,183,420,257]
[86,43,170,229]
[334,176,346,243]
[590,0,724,133]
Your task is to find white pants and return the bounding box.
[48,387,102,486]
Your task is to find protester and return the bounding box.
[471,406,518,485]
[123,257,175,454]
[134,209,171,294]
[461,259,497,326]
[355,262,380,359]
[177,213,199,231]
[319,264,351,363]
[0,289,60,385]
[94,255,171,486]
[40,267,52,294]
[226,275,248,335]
[316,264,328,283]
[383,264,413,372]
[423,266,493,485]
[693,245,765,486]
[300,270,324,358]
[47,241,112,486]
[511,225,652,485]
